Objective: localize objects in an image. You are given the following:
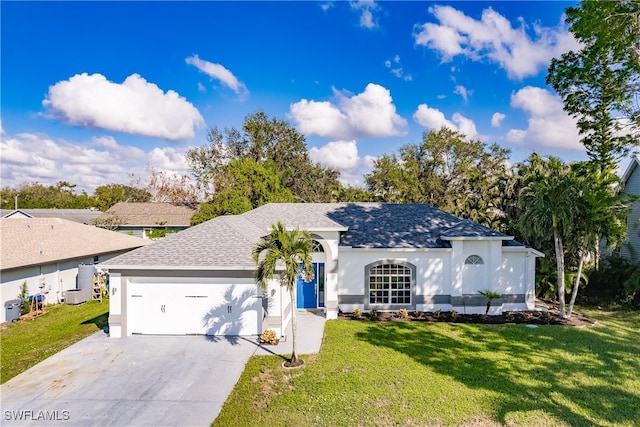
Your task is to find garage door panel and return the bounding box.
[127,282,261,336]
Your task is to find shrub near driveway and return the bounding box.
[1,301,109,383]
[214,309,640,427]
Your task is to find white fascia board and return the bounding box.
[441,236,514,241]
[338,246,452,253]
[502,246,545,257]
[101,264,256,271]
[284,226,348,232]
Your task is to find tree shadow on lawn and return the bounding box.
[355,321,640,426]
[81,312,109,331]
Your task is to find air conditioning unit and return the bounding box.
[63,289,88,305]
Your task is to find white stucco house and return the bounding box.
[102,203,543,339]
[0,218,148,323]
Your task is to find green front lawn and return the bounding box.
[0,301,109,384]
[215,309,640,426]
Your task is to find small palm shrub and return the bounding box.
[369,308,377,319]
[478,289,502,315]
[259,329,278,344]
[353,307,362,319]
[396,308,409,319]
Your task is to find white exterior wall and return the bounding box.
[312,231,340,320]
[335,242,536,316]
[108,273,122,337]
[1,252,125,323]
[337,248,451,313]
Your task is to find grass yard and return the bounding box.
[0,301,109,384]
[214,309,640,427]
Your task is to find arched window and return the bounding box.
[465,255,484,265]
[368,262,413,305]
[312,240,325,253]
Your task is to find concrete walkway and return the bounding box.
[0,311,325,427]
[254,309,326,358]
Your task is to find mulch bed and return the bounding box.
[338,301,596,327]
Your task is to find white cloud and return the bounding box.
[413,5,580,79]
[185,54,248,96]
[309,140,359,170]
[289,83,407,139]
[454,85,471,102]
[413,104,484,140]
[43,73,204,141]
[491,112,506,127]
[385,55,412,81]
[321,2,333,12]
[309,140,376,187]
[0,130,193,193]
[350,0,379,29]
[506,86,582,150]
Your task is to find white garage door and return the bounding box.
[127,282,262,336]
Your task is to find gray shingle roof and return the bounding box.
[1,218,149,270]
[102,203,519,269]
[101,215,264,269]
[1,209,102,224]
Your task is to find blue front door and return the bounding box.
[297,263,318,309]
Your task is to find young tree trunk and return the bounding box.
[289,286,298,364]
[568,252,585,317]
[485,301,491,315]
[553,225,567,318]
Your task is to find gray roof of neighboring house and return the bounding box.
[0,218,149,271]
[102,203,522,269]
[1,209,102,224]
[96,202,196,227]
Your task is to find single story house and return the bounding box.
[1,208,102,224]
[0,218,148,323]
[102,203,543,339]
[94,202,195,239]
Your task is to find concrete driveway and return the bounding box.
[0,332,259,426]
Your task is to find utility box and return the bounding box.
[4,299,22,322]
[63,289,88,305]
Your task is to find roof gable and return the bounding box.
[98,202,196,226]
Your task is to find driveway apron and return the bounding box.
[1,333,258,427]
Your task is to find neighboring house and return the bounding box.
[0,218,149,323]
[103,203,543,339]
[94,202,195,239]
[1,208,102,224]
[619,155,640,260]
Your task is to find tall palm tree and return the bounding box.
[518,157,584,318]
[252,221,313,366]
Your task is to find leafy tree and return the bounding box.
[186,111,342,215]
[2,181,95,209]
[547,0,640,169]
[191,159,294,225]
[365,127,511,229]
[93,183,151,211]
[252,222,313,367]
[517,156,587,318]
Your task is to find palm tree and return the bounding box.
[518,157,584,318]
[566,162,630,316]
[252,221,313,366]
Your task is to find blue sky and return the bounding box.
[2,0,607,194]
